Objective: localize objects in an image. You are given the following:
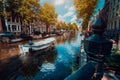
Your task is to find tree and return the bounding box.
[0,0,9,31]
[68,23,78,31]
[72,23,79,31]
[56,21,78,31]
[61,22,67,30]
[0,0,3,16]
[16,0,41,24]
[56,21,62,30]
[40,3,58,32]
[0,0,9,17]
[1,0,41,25]
[74,0,99,30]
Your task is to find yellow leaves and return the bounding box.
[40,3,58,25]
[1,0,57,29]
[74,0,99,30]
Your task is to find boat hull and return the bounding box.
[19,37,56,55]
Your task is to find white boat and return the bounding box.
[19,37,56,55]
[10,38,23,43]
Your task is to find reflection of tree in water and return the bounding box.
[68,31,77,42]
[20,63,39,77]
[56,31,77,44]
[56,36,65,44]
[45,49,57,63]
[0,43,19,61]
[19,49,57,77]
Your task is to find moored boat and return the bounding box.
[19,37,56,55]
[9,38,23,43]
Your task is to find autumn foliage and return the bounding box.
[74,0,99,30]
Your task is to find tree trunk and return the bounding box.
[1,16,7,32]
[46,24,49,32]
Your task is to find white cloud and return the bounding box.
[40,0,76,23]
[69,6,75,12]
[63,11,74,18]
[57,15,65,22]
[71,15,77,23]
[54,0,64,5]
[40,0,73,7]
[40,0,71,6]
[57,6,76,22]
[65,5,69,9]
[63,6,75,18]
[70,15,83,27]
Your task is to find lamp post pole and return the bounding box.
[84,17,112,80]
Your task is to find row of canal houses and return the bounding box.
[0,16,56,36]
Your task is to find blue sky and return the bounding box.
[40,0,105,25]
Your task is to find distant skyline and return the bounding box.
[40,0,105,26]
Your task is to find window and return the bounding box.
[12,25,16,31]
[114,21,117,30]
[16,18,18,23]
[12,16,15,22]
[112,22,113,29]
[115,0,118,3]
[8,25,11,31]
[16,16,19,23]
[119,20,120,30]
[116,5,119,16]
[7,17,11,22]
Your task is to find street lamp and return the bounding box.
[84,17,112,80]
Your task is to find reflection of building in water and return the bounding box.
[19,49,57,77]
[56,36,66,44]
[0,44,19,61]
[56,32,77,44]
[99,0,120,50]
[68,31,76,42]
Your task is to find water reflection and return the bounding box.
[16,32,81,80]
[19,49,57,78]
[0,32,81,80]
[56,31,77,44]
[0,41,27,62]
[0,44,19,62]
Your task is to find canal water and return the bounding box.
[0,32,81,80]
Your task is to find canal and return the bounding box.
[0,32,81,80]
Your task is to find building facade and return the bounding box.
[3,15,54,36]
[99,0,120,49]
[32,22,47,34]
[5,17,22,35]
[0,18,3,33]
[99,0,120,40]
[107,0,120,40]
